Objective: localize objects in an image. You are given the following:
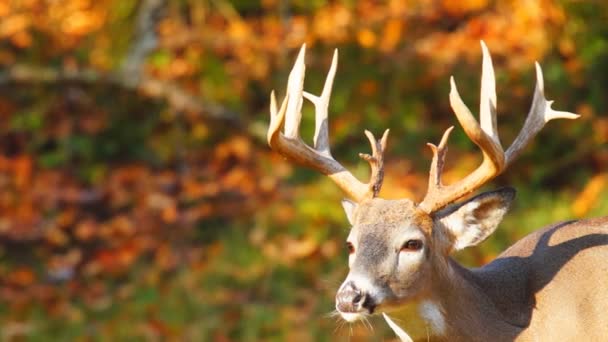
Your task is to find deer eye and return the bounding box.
[346,242,355,254]
[400,239,423,252]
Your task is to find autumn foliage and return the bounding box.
[0,0,606,340]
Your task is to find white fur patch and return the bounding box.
[419,300,446,334]
[340,312,363,322]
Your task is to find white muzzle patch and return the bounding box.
[340,312,363,322]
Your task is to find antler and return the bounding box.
[268,45,389,202]
[418,41,579,213]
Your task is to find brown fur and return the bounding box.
[267,42,590,340]
[337,189,608,341]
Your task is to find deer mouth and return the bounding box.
[336,304,377,322]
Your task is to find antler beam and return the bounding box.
[418,41,579,213]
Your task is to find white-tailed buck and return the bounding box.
[267,42,608,341]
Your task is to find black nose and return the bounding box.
[336,281,375,313]
[352,291,364,306]
[361,293,376,313]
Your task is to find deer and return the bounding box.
[267,42,608,341]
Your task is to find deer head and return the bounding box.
[267,43,578,330]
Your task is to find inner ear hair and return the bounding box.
[473,199,501,221]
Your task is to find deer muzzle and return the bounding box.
[335,280,376,321]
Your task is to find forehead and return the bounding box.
[352,198,422,234]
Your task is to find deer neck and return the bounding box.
[420,258,523,341]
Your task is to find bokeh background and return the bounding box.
[0,0,606,341]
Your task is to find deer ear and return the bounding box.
[436,187,515,251]
[341,199,357,225]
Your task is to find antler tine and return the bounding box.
[303,49,338,157]
[426,127,454,189]
[283,45,307,139]
[419,41,578,214]
[479,41,500,145]
[418,73,504,213]
[359,129,390,197]
[448,74,505,169]
[504,62,580,165]
[268,90,288,145]
[268,45,389,202]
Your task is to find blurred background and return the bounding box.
[0,0,606,341]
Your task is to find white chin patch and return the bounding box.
[339,312,363,322]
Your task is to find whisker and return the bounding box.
[325,312,332,318]
[324,309,341,318]
[329,309,377,340]
[336,316,346,327]
[361,315,374,333]
[360,316,369,332]
[359,315,368,332]
[333,319,344,335]
[318,277,344,287]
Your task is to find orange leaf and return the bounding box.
[572,173,607,217]
[7,267,36,287]
[357,28,376,48]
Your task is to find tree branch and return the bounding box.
[120,0,166,84]
[0,65,241,125]
[0,0,242,126]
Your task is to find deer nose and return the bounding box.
[336,281,373,313]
